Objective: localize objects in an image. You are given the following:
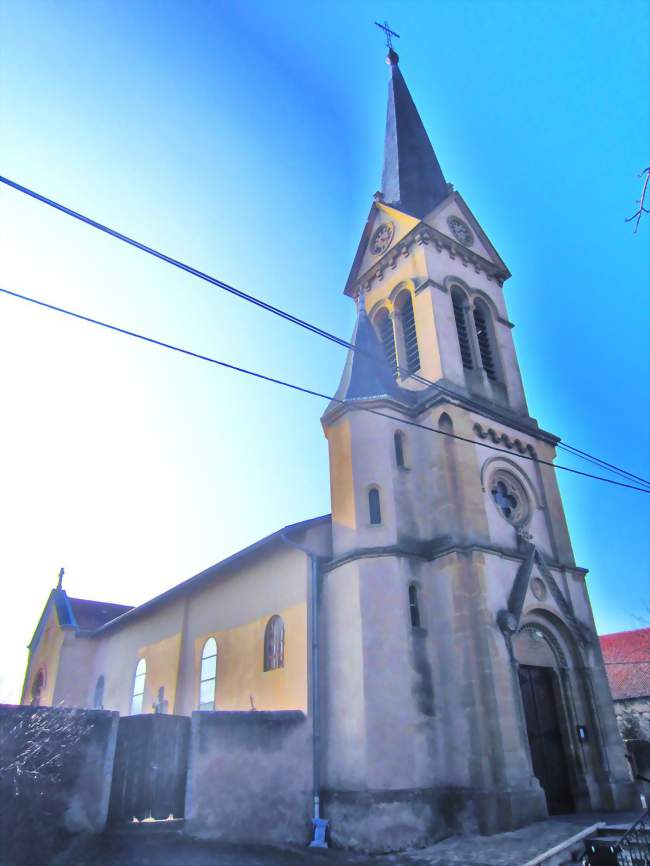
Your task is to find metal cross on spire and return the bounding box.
[374,20,400,51]
[57,567,64,590]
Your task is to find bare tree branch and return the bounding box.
[626,167,650,234]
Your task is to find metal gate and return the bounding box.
[108,714,190,822]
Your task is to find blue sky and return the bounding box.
[0,0,648,703]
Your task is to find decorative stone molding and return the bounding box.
[474,422,537,457]
[518,621,569,669]
[497,540,593,655]
[350,222,508,296]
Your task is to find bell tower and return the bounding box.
[319,46,637,851]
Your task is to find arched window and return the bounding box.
[264,616,285,671]
[93,675,105,709]
[473,302,497,381]
[368,487,382,525]
[130,658,146,715]
[375,309,397,376]
[31,669,45,707]
[199,638,218,710]
[451,288,474,370]
[396,292,420,373]
[394,431,406,468]
[408,584,421,628]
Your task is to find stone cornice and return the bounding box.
[346,223,509,299]
[322,374,560,449]
[324,537,585,576]
[412,385,561,448]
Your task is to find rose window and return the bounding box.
[489,472,529,526]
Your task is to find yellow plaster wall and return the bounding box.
[136,632,182,714]
[192,601,307,712]
[21,605,64,706]
[327,420,355,529]
[73,537,317,717]
[90,597,186,716]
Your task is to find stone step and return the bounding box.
[520,822,604,866]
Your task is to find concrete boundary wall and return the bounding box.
[184,710,312,845]
[0,704,118,866]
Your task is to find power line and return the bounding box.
[2,174,648,488]
[556,442,650,488]
[1,284,649,494]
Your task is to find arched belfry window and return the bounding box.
[396,292,420,373]
[264,615,285,671]
[375,309,397,376]
[451,288,474,370]
[368,487,382,525]
[408,584,421,628]
[394,431,406,468]
[130,658,146,715]
[94,675,105,709]
[199,638,218,710]
[473,301,497,381]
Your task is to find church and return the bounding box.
[21,44,637,849]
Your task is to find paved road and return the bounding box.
[50,811,638,866]
[52,831,392,866]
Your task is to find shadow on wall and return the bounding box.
[0,705,118,866]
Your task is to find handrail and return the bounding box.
[613,806,650,858]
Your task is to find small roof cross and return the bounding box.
[374,20,400,51]
[57,567,65,590]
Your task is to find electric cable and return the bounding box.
[2,174,648,488]
[1,284,648,494]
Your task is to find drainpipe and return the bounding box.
[280,532,328,848]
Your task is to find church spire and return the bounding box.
[381,49,449,218]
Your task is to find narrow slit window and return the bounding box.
[409,584,421,628]
[31,669,45,707]
[473,304,497,380]
[399,294,420,373]
[199,638,218,710]
[368,488,382,525]
[264,615,285,671]
[377,311,397,376]
[452,289,474,370]
[94,675,105,709]
[394,431,406,468]
[130,658,146,715]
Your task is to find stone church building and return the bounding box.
[21,47,637,849]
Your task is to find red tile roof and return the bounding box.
[68,597,133,630]
[600,628,650,701]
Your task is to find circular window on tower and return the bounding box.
[489,470,530,526]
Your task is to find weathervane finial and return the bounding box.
[374,20,400,54]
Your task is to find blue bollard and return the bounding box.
[309,816,329,848]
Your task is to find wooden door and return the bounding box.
[518,664,574,815]
[108,714,190,822]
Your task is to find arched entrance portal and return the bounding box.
[514,623,575,815]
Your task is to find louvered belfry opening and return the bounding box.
[377,310,398,376]
[473,304,497,380]
[452,289,474,370]
[399,293,420,373]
